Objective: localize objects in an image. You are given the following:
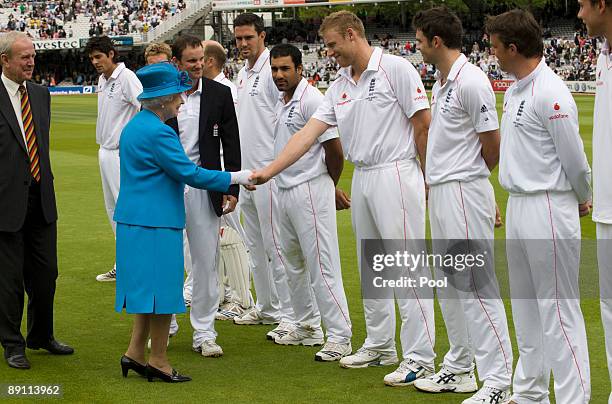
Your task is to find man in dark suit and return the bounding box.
[166,34,241,358]
[0,32,73,369]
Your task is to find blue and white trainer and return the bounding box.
[383,358,433,387]
[413,365,478,393]
[462,386,511,404]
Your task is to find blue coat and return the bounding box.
[113,109,231,229]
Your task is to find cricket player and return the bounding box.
[410,8,513,403]
[86,36,142,282]
[578,1,612,402]
[269,44,353,361]
[488,10,591,404]
[200,39,254,319]
[168,35,242,358]
[251,11,435,382]
[233,13,296,341]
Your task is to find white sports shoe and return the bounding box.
[274,325,324,346]
[96,268,116,282]
[339,347,398,369]
[266,321,294,341]
[233,308,277,325]
[383,358,434,387]
[315,341,352,362]
[462,386,511,404]
[413,365,478,393]
[193,340,223,358]
[216,302,247,321]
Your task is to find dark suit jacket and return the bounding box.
[167,77,240,217]
[0,80,57,232]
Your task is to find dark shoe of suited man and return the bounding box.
[0,32,73,369]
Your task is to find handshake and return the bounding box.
[229,169,271,189]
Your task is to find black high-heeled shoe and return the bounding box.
[120,355,147,378]
[146,364,192,383]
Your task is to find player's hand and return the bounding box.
[222,195,238,215]
[249,168,272,185]
[495,203,503,228]
[578,200,592,217]
[335,188,351,210]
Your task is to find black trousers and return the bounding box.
[0,183,57,357]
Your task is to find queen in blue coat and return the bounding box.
[113,62,253,383]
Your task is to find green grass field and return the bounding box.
[0,93,607,403]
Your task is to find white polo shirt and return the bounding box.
[274,78,338,189]
[312,47,429,166]
[593,40,612,223]
[214,72,237,104]
[236,48,280,168]
[499,59,591,203]
[426,54,499,185]
[177,78,202,166]
[96,62,142,150]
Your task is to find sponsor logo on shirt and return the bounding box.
[249,76,260,96]
[414,86,428,102]
[106,82,117,99]
[337,92,352,106]
[512,100,526,128]
[284,106,297,126]
[548,102,568,120]
[480,104,488,113]
[440,88,453,113]
[366,78,377,101]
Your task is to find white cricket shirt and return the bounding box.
[236,48,280,168]
[177,78,202,166]
[312,47,429,166]
[426,54,499,185]
[96,63,142,150]
[274,78,339,189]
[499,59,591,203]
[593,40,612,223]
[214,71,237,104]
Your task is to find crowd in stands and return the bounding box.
[0,0,186,39]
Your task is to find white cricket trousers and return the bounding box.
[506,191,590,404]
[597,222,612,404]
[429,178,512,389]
[184,187,222,346]
[352,159,435,367]
[98,147,120,243]
[239,180,294,322]
[277,174,352,343]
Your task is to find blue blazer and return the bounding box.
[114,109,231,229]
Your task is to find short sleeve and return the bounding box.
[123,71,143,109]
[301,85,339,143]
[312,85,338,126]
[460,73,499,133]
[388,57,429,119]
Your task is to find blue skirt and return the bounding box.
[115,223,186,314]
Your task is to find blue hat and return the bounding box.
[136,62,193,100]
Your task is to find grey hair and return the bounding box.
[0,32,30,58]
[140,94,177,110]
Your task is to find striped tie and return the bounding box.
[19,85,40,182]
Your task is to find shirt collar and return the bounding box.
[279,78,308,105]
[246,48,270,73]
[213,72,225,83]
[192,77,202,95]
[338,47,382,81]
[602,39,610,56]
[1,73,23,97]
[103,62,125,83]
[434,53,468,84]
[513,57,546,91]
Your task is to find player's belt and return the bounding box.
[353,158,415,171]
